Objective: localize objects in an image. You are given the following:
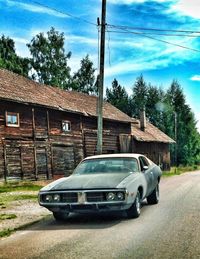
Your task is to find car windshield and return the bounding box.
[74,157,139,175]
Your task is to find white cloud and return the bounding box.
[190,75,200,81]
[196,117,200,133]
[105,56,169,77]
[104,35,200,78]
[67,35,98,46]
[13,37,28,45]
[6,0,68,18]
[108,0,166,4]
[171,0,200,19]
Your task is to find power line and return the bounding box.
[33,1,97,26]
[107,30,200,38]
[108,27,200,53]
[108,24,200,34]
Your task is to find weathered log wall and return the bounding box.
[0,100,171,180]
[132,140,171,170]
[0,101,85,180]
[82,117,131,157]
[0,101,131,180]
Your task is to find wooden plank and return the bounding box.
[34,145,38,180]
[3,141,7,182]
[32,108,36,141]
[45,146,50,179]
[46,110,50,139]
[20,146,23,180]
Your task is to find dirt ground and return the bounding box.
[0,190,51,236]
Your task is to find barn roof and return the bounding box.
[131,120,175,143]
[0,69,133,123]
[0,69,174,143]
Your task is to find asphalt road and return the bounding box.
[0,171,200,259]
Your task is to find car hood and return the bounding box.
[41,173,129,191]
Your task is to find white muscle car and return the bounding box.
[38,154,162,220]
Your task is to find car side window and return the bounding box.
[139,156,149,171]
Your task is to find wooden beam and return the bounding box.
[32,108,36,141]
[20,145,24,180]
[45,145,50,180]
[50,144,54,178]
[34,145,38,180]
[3,140,7,183]
[46,110,50,139]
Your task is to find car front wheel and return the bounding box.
[126,191,141,219]
[147,184,159,204]
[53,211,69,221]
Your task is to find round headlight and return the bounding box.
[45,194,53,202]
[107,192,115,201]
[53,194,60,202]
[117,192,124,200]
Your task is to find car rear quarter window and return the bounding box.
[139,156,149,170]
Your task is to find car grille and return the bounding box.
[61,192,78,203]
[86,192,105,202]
[71,204,96,210]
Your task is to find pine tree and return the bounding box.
[70,55,97,95]
[106,79,132,116]
[131,75,148,117]
[165,80,200,165]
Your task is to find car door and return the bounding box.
[139,156,153,196]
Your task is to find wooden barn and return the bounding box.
[0,69,174,181]
[131,110,175,170]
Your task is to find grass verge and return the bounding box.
[0,216,49,238]
[0,228,14,238]
[0,214,17,221]
[163,165,200,177]
[0,194,38,205]
[0,182,43,193]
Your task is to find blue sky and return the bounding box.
[1,0,200,131]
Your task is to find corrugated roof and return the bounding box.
[0,69,132,123]
[132,120,175,143]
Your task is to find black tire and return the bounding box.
[126,191,141,219]
[53,211,69,221]
[147,184,159,205]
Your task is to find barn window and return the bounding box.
[6,112,20,127]
[62,120,71,132]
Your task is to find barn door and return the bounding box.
[51,145,75,178]
[119,134,131,153]
[35,147,48,180]
[84,132,97,157]
[5,146,21,179]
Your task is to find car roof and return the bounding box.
[84,153,145,161]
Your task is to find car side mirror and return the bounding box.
[143,166,148,171]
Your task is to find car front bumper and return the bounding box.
[39,189,132,213]
[41,202,131,213]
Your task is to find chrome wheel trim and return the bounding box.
[136,193,141,214]
[156,185,159,201]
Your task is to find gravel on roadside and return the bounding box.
[0,191,51,237]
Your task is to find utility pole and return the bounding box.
[174,111,177,166]
[97,0,107,155]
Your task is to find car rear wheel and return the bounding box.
[126,191,141,219]
[147,184,159,204]
[53,211,69,221]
